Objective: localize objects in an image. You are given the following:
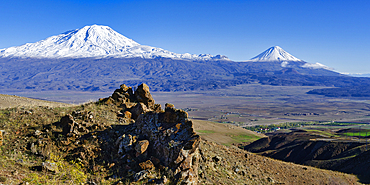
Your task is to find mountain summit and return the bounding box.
[250,46,302,62]
[0,25,227,60]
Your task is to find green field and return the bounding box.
[342,131,370,137]
[231,134,262,143]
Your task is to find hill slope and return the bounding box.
[245,131,370,183]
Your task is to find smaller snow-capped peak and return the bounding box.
[250,46,302,62]
[0,25,227,60]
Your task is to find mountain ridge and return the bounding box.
[0,25,332,71]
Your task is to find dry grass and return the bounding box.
[0,102,121,184]
[0,94,73,109]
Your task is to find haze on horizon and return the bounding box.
[1,0,369,74]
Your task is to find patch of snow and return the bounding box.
[301,62,333,70]
[342,73,370,77]
[281,61,289,67]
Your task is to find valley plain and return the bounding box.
[152,84,370,125]
[7,83,370,126]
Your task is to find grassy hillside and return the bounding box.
[245,130,370,183]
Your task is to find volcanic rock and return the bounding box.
[135,140,149,155]
[139,160,154,170]
[116,134,136,155]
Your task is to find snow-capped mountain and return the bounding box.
[250,46,302,62]
[0,25,228,60]
[247,46,334,70]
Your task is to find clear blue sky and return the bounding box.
[1,0,369,73]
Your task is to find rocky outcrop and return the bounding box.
[27,83,200,184]
[52,83,200,184]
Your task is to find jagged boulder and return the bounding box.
[111,84,134,105]
[135,83,155,109]
[129,103,151,120]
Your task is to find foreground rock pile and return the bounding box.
[100,83,200,184]
[26,83,200,184]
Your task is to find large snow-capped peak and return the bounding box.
[249,46,302,62]
[0,25,228,60]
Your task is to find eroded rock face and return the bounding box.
[135,107,200,184]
